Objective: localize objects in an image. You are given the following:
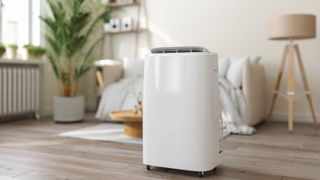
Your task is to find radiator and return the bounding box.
[0,61,42,120]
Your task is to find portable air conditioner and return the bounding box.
[143,46,223,177]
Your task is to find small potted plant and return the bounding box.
[0,44,6,59]
[23,44,46,60]
[7,44,18,59]
[22,44,32,60]
[103,6,115,32]
[31,46,46,60]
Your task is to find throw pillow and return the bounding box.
[226,56,250,88]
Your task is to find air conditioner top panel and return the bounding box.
[151,46,210,54]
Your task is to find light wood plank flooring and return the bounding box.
[0,116,319,180]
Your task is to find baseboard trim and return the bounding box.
[272,112,319,124]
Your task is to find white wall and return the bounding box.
[110,0,320,123]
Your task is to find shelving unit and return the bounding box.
[101,0,150,59]
[104,28,147,35]
[108,2,139,8]
[96,0,150,106]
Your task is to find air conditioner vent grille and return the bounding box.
[151,46,209,54]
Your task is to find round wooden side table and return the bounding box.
[110,110,143,138]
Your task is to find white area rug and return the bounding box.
[59,123,142,144]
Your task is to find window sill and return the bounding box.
[0,59,45,65]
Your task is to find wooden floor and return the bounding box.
[0,117,319,180]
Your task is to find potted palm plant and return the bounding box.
[41,0,112,122]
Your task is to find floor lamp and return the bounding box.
[267,14,318,132]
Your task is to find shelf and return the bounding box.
[100,0,149,60]
[108,2,139,8]
[104,28,147,35]
[0,59,45,65]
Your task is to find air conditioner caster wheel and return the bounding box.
[198,171,205,177]
[146,165,151,171]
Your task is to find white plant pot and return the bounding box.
[21,48,28,60]
[53,95,85,122]
[6,48,17,59]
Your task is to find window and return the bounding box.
[1,0,41,46]
[31,0,41,45]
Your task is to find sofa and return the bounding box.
[96,56,266,127]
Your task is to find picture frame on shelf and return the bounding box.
[121,17,133,31]
[109,18,121,32]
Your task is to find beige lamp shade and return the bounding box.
[268,14,316,40]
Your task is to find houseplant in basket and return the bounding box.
[41,0,112,122]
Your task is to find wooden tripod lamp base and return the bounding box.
[267,14,318,132]
[267,44,318,131]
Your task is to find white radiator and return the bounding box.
[0,61,42,120]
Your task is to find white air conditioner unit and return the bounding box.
[143,46,223,177]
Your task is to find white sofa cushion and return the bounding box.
[123,58,144,78]
[226,56,250,88]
